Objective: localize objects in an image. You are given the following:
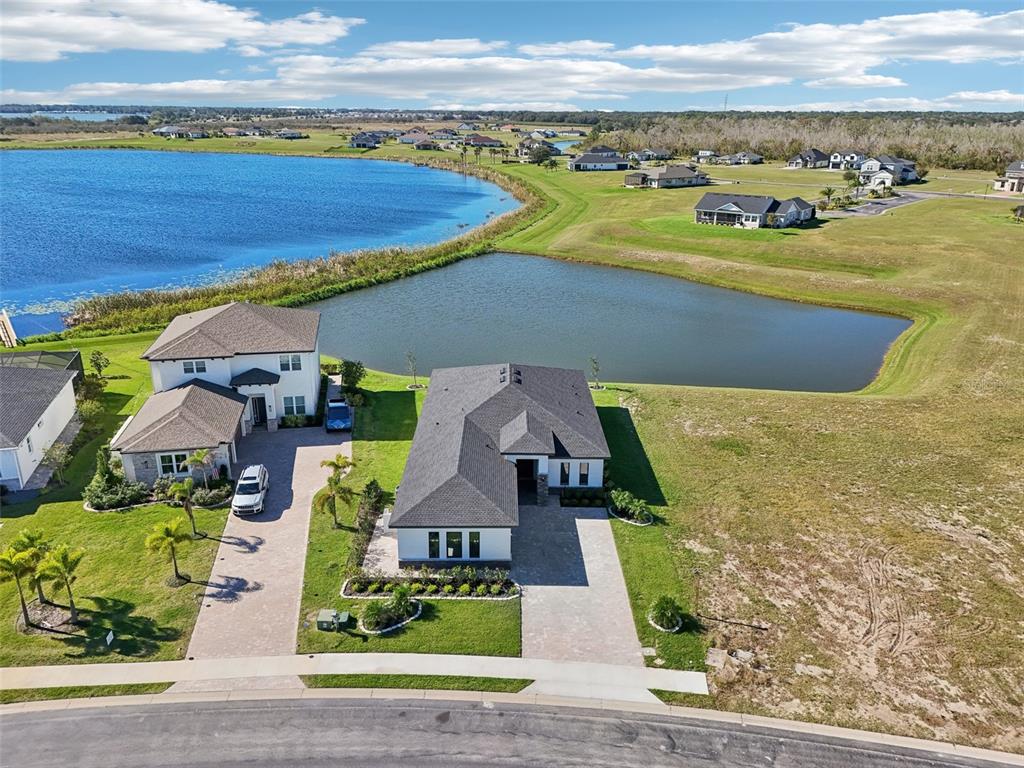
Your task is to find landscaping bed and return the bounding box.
[343,566,520,600]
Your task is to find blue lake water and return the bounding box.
[312,252,911,392]
[0,149,518,334]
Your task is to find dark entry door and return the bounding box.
[251,395,267,425]
[516,459,536,479]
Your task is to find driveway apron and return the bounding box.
[512,505,644,668]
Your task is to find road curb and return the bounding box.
[2,688,1021,765]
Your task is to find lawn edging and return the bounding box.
[340,577,521,601]
[356,600,423,635]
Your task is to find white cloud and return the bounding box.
[234,45,267,58]
[805,75,907,88]
[517,40,615,57]
[1,0,364,62]
[947,89,1024,105]
[360,39,508,58]
[730,90,1024,112]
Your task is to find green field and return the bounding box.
[297,370,522,658]
[302,675,531,693]
[0,333,228,667]
[1,131,1021,749]
[0,683,171,704]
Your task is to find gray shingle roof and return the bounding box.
[229,368,281,387]
[648,165,704,180]
[571,153,628,166]
[1005,160,1024,174]
[0,367,76,449]
[111,379,247,454]
[143,302,319,361]
[694,193,778,215]
[390,363,610,529]
[775,196,814,214]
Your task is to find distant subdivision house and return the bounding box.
[859,155,918,188]
[993,160,1024,193]
[720,151,763,165]
[584,144,619,157]
[787,148,829,168]
[413,139,439,151]
[624,165,709,189]
[694,193,815,228]
[626,148,672,162]
[152,125,207,139]
[388,363,610,566]
[517,138,561,159]
[567,152,630,171]
[273,129,306,140]
[695,149,719,164]
[398,131,428,144]
[829,150,866,171]
[349,132,380,148]
[464,133,503,148]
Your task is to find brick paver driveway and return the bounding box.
[512,505,644,668]
[182,427,351,661]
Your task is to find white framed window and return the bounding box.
[158,452,189,476]
[26,435,33,454]
[279,354,302,372]
[283,395,306,416]
[183,360,207,375]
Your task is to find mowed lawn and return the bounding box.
[0,333,228,666]
[297,370,522,658]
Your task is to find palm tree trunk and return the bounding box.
[170,545,181,580]
[65,579,78,624]
[14,577,30,628]
[185,501,198,537]
[35,579,47,605]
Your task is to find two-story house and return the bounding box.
[387,363,610,566]
[859,155,918,187]
[111,302,321,486]
[787,148,830,168]
[829,150,866,171]
[993,160,1024,193]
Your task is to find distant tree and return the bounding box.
[473,145,483,164]
[0,548,36,628]
[545,158,559,172]
[500,148,510,163]
[459,145,468,168]
[42,441,72,486]
[38,545,85,624]
[145,517,191,584]
[77,373,106,401]
[185,448,213,488]
[340,360,366,392]
[89,350,110,377]
[169,478,200,538]
[76,399,104,430]
[1014,206,1024,222]
[488,147,497,164]
[820,186,836,206]
[589,357,601,390]
[916,167,929,180]
[529,145,552,164]
[406,351,418,388]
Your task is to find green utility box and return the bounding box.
[316,609,349,631]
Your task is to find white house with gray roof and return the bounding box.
[694,193,815,228]
[388,363,610,566]
[110,302,321,486]
[0,367,77,491]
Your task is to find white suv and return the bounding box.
[231,464,269,515]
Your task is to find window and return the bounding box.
[579,462,590,486]
[283,395,306,416]
[158,452,189,476]
[469,532,480,559]
[279,354,302,372]
[428,532,440,559]
[560,462,570,486]
[446,531,463,559]
[26,436,33,454]
[182,360,207,374]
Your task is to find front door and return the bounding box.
[251,395,267,426]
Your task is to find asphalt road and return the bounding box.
[0,698,1011,768]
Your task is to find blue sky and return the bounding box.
[1,1,1020,111]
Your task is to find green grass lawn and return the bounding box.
[297,370,522,658]
[0,683,171,704]
[0,333,228,666]
[302,675,531,693]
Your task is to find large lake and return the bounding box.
[0,149,518,334]
[312,252,911,391]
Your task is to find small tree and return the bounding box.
[589,356,601,390]
[474,145,483,164]
[820,186,836,206]
[185,448,213,488]
[529,145,552,165]
[0,548,35,628]
[313,473,356,529]
[11,529,51,604]
[545,158,559,172]
[76,399,104,431]
[340,359,366,393]
[406,351,418,388]
[650,595,682,630]
[89,350,111,378]
[169,478,200,537]
[145,517,192,584]
[38,545,85,624]
[42,441,72,486]
[320,453,353,477]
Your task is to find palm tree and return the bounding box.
[313,473,357,529]
[0,548,35,628]
[488,147,497,164]
[170,478,200,537]
[145,517,192,584]
[459,145,468,169]
[820,186,836,206]
[473,146,483,164]
[38,545,85,624]
[320,453,353,477]
[500,148,510,164]
[11,529,50,604]
[186,448,213,488]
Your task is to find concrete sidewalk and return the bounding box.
[0,652,708,701]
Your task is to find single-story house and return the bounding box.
[567,152,630,171]
[517,138,561,159]
[695,149,719,163]
[787,148,830,168]
[829,150,866,170]
[349,132,380,148]
[694,192,815,228]
[221,127,245,137]
[431,129,460,140]
[859,155,918,184]
[273,129,306,140]
[862,169,897,190]
[398,131,428,144]
[993,160,1024,193]
[0,367,77,492]
[624,165,709,189]
[457,123,478,131]
[152,125,207,139]
[111,380,248,486]
[585,144,619,157]
[141,301,321,436]
[731,151,764,165]
[464,134,503,148]
[388,363,610,566]
[413,139,439,151]
[627,148,672,162]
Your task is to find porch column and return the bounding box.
[535,472,548,506]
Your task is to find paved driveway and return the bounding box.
[512,505,643,669]
[181,427,351,662]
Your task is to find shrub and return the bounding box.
[341,360,366,392]
[192,485,232,506]
[489,583,503,596]
[279,414,306,428]
[350,580,365,593]
[361,600,385,631]
[610,488,635,513]
[367,582,380,594]
[349,392,366,407]
[85,481,149,510]
[627,497,650,521]
[458,583,472,596]
[650,595,683,630]
[475,584,489,597]
[443,584,455,595]
[151,477,174,500]
[410,582,424,594]
[425,584,439,595]
[382,582,394,593]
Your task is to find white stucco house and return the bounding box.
[859,155,918,186]
[0,368,77,491]
[111,302,321,486]
[694,192,815,229]
[388,363,610,566]
[567,152,630,171]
